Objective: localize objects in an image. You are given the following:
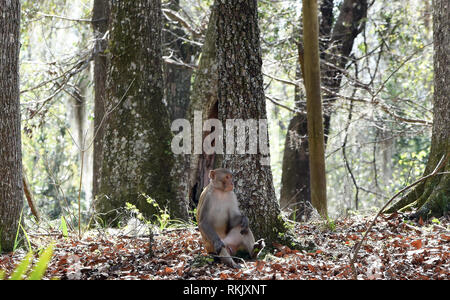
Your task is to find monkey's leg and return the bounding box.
[241,228,255,257]
[218,246,240,268]
[223,227,255,257]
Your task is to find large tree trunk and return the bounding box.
[0,0,23,252]
[387,0,449,218]
[91,0,109,200]
[96,0,182,223]
[216,0,290,244]
[280,0,368,220]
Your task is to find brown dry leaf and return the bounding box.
[256,260,265,272]
[418,217,424,226]
[411,239,422,250]
[440,234,450,241]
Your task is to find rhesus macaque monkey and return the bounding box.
[196,168,255,268]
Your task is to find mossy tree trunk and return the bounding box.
[0,0,23,252]
[216,0,291,245]
[386,0,449,219]
[96,0,182,224]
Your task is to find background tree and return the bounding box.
[186,3,219,207]
[163,0,202,219]
[96,0,183,223]
[92,0,110,199]
[280,0,368,220]
[0,0,23,252]
[387,0,449,218]
[216,0,291,244]
[302,0,328,219]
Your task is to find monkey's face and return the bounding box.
[221,173,234,192]
[210,169,234,192]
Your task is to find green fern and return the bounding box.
[1,244,54,280]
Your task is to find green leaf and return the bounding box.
[9,252,33,280]
[60,216,68,238]
[27,244,54,280]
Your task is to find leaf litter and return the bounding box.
[0,213,448,280]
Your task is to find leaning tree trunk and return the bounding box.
[386,0,449,218]
[96,0,182,223]
[216,0,291,245]
[0,0,24,252]
[280,0,368,220]
[187,4,220,208]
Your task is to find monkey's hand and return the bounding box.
[240,216,249,235]
[213,238,225,254]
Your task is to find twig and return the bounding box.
[265,94,301,114]
[23,172,40,222]
[342,64,360,210]
[210,254,249,269]
[36,12,104,23]
[349,154,448,279]
[162,8,202,39]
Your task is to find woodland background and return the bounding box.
[15,0,436,222]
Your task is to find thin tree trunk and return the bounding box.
[91,0,109,199]
[0,0,23,252]
[302,0,328,219]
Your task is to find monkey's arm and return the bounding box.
[229,211,249,234]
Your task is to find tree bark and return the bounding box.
[386,0,449,218]
[186,4,219,208]
[216,0,290,244]
[96,0,182,223]
[0,0,23,252]
[91,0,110,199]
[280,0,368,220]
[302,0,328,219]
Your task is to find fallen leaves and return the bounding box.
[411,239,423,250]
[0,213,448,280]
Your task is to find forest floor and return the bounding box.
[0,212,449,280]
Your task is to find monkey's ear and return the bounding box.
[209,170,216,180]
